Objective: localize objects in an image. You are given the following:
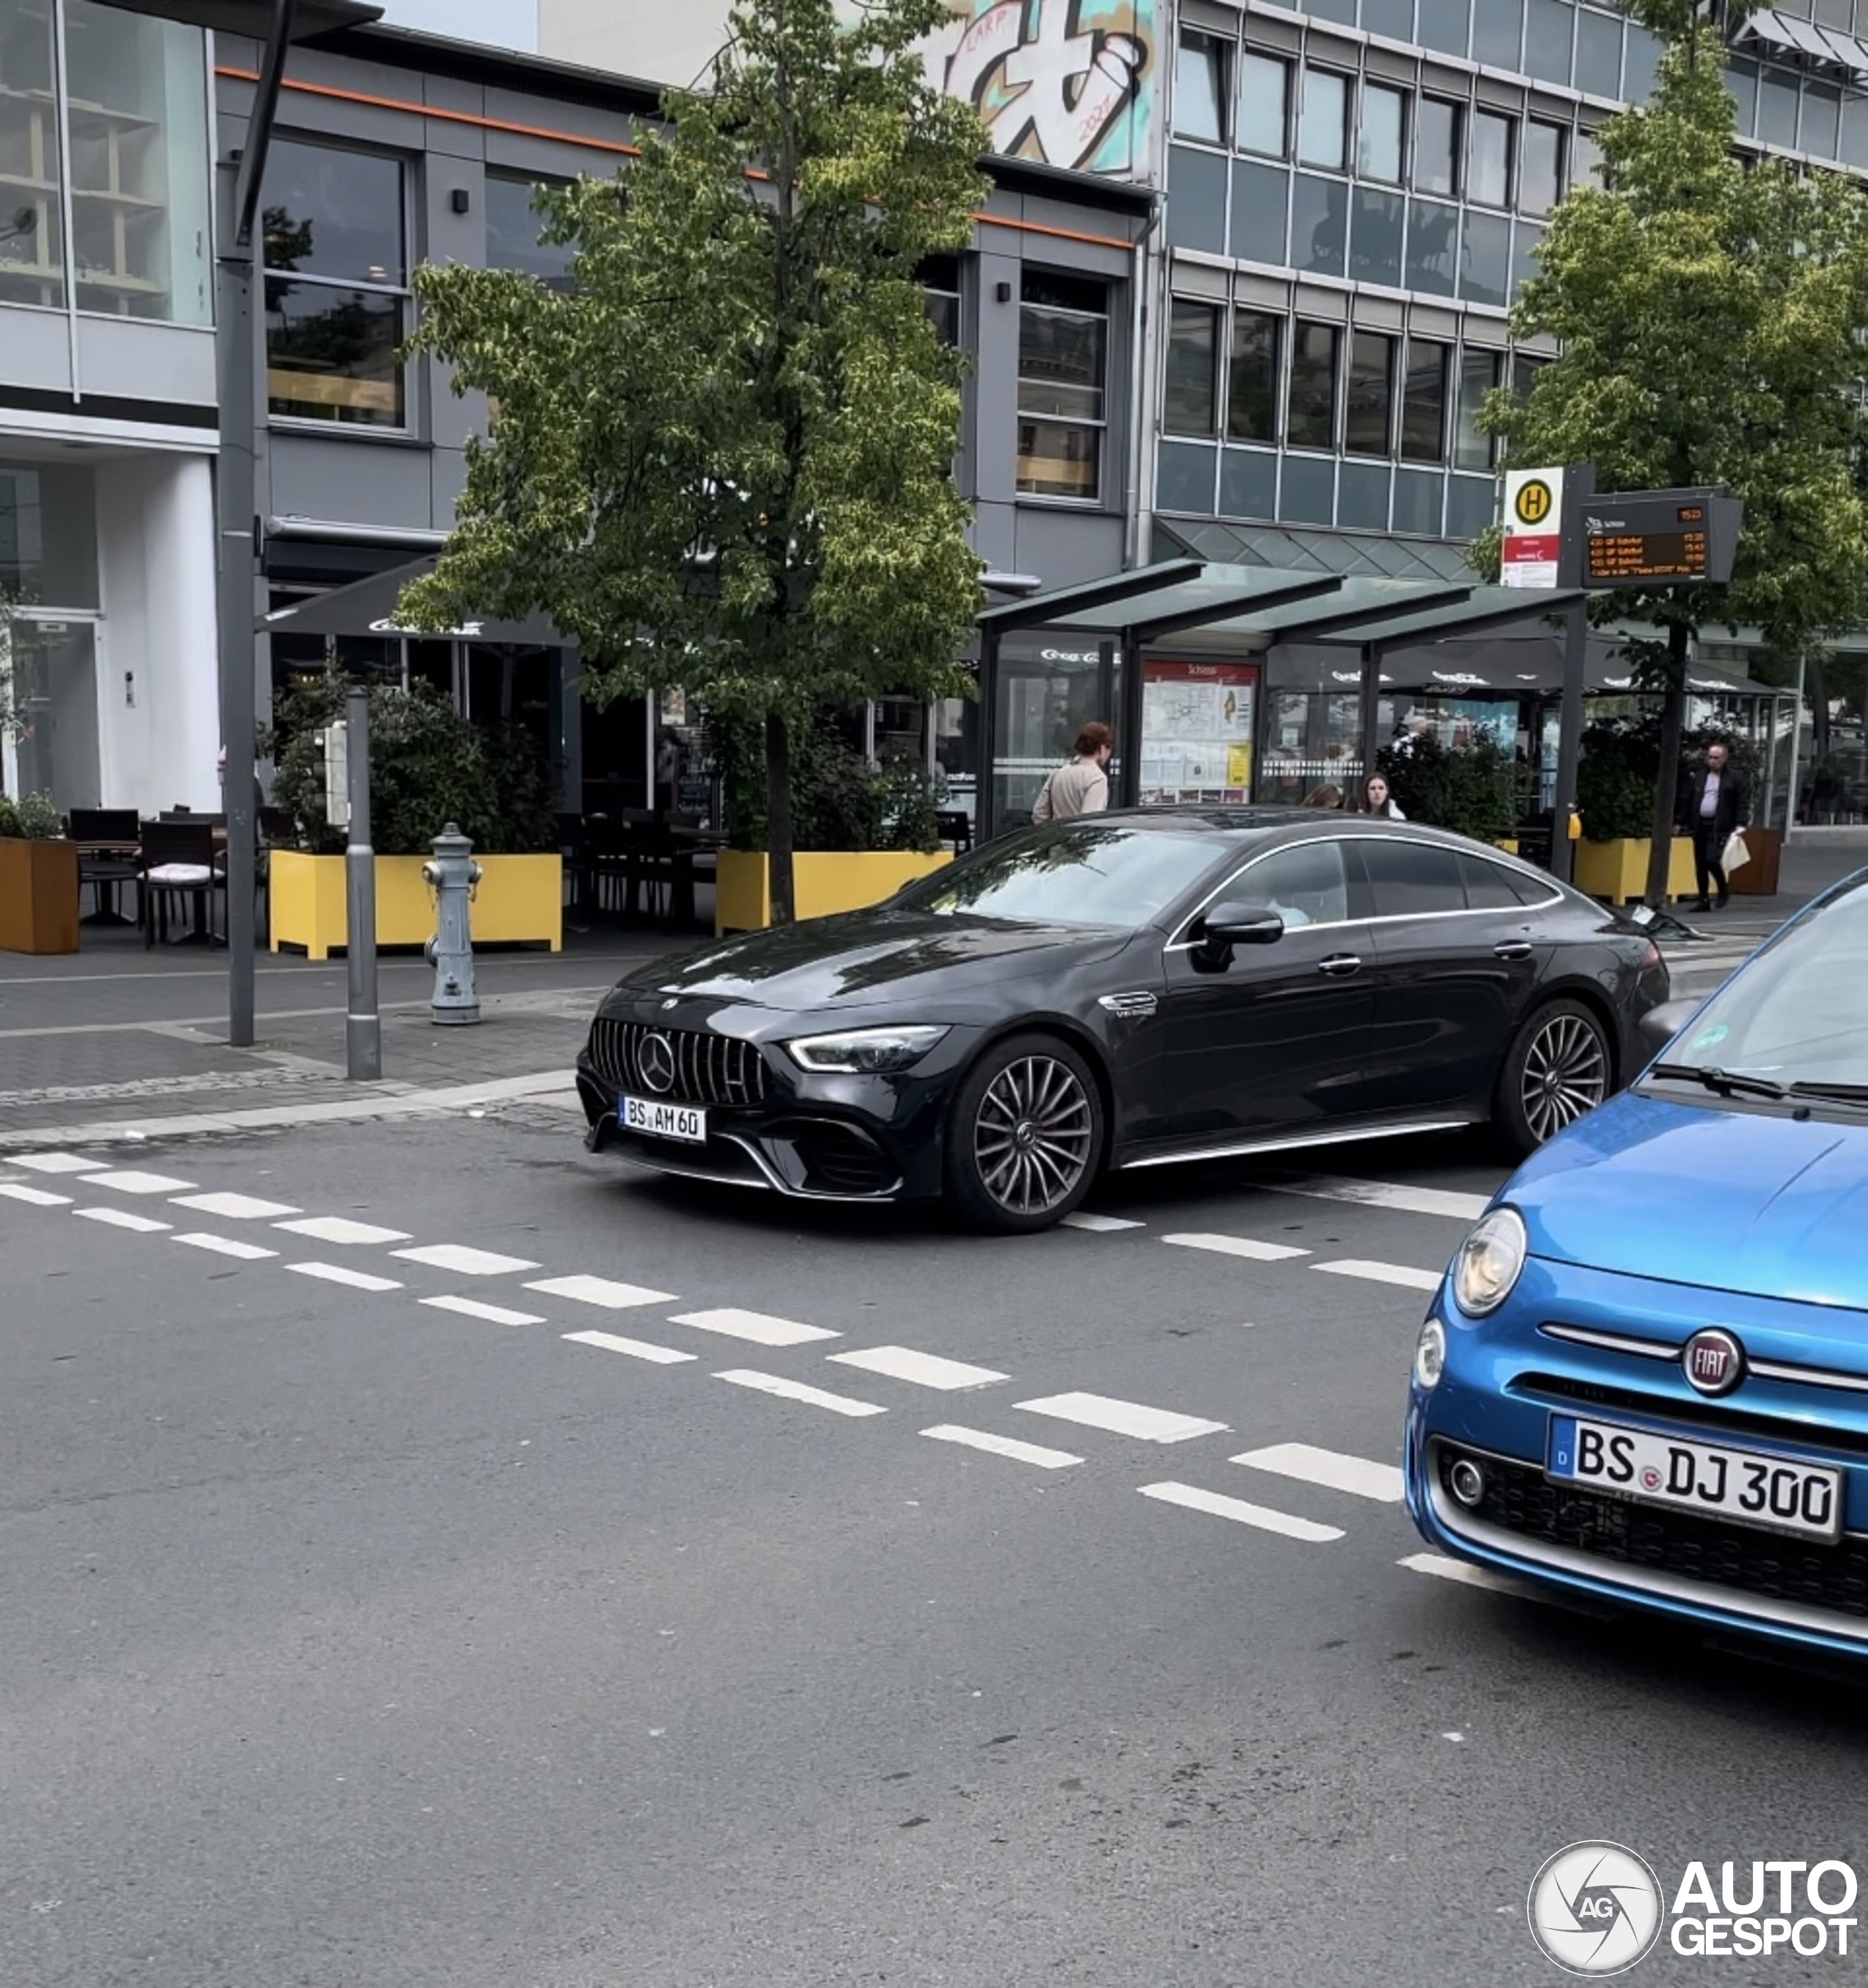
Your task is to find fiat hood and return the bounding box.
[1507,1091,1868,1307]
[606,910,1136,1013]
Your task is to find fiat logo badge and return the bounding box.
[1683,1328,1745,1398]
[638,1032,678,1095]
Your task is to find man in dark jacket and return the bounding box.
[1677,742,1750,910]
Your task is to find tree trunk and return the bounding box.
[1643,621,1691,909]
[765,710,796,927]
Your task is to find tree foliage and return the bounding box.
[398,0,989,921]
[1472,6,1868,897]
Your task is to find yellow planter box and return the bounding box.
[269,850,563,959]
[1572,835,1698,905]
[716,848,953,934]
[1493,839,1520,855]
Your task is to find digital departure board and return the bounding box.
[1581,497,1734,588]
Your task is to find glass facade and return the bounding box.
[0,459,101,811]
[1017,271,1109,502]
[0,0,209,322]
[485,172,575,292]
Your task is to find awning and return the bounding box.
[1267,633,1781,697]
[260,557,571,646]
[1737,7,1868,78]
[1157,517,1479,585]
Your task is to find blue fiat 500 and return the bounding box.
[1405,870,1868,1660]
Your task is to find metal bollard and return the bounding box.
[423,823,483,1026]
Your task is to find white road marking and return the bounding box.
[168,1191,302,1221]
[1062,1212,1145,1233]
[828,1346,1009,1391]
[391,1243,541,1276]
[1269,1174,1491,1223]
[274,1215,412,1246]
[714,1369,886,1417]
[921,1426,1084,1469]
[172,1233,277,1260]
[525,1274,676,1310]
[1399,1551,1551,1601]
[669,1307,840,1347]
[1311,1258,1443,1292]
[420,1296,547,1326]
[1232,1442,1405,1504]
[285,1262,404,1293]
[1014,1392,1228,1444]
[563,1330,697,1365]
[1139,1482,1344,1542]
[1164,1232,1311,1263]
[9,1152,109,1175]
[0,1183,72,1206]
[73,1207,171,1234]
[83,1170,196,1196]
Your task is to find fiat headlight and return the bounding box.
[1413,1318,1446,1391]
[1452,1207,1527,1318]
[785,1025,949,1074]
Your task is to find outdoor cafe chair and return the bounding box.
[139,820,225,949]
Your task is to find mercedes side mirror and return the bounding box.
[1639,997,1700,1055]
[1205,902,1286,947]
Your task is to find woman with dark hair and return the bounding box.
[1362,773,1405,820]
[1032,721,1114,822]
[1302,782,1343,809]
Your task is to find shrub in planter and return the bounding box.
[709,711,946,854]
[0,788,77,954]
[1373,733,1521,843]
[1577,714,1754,843]
[0,789,63,840]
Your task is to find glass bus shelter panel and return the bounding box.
[1138,657,1259,807]
[989,634,1120,829]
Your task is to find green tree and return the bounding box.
[1475,0,1868,903]
[397,0,987,923]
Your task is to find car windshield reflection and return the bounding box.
[897,824,1227,929]
[1651,878,1868,1093]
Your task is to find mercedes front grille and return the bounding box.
[587,1018,770,1107]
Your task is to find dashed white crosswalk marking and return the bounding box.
[83,1170,196,1196]
[1269,1173,1490,1223]
[1062,1212,1145,1233]
[286,1261,404,1293]
[173,1233,277,1261]
[0,1183,72,1207]
[1398,1551,1551,1601]
[169,1192,302,1221]
[563,1330,697,1365]
[420,1296,547,1326]
[73,1207,171,1234]
[670,1307,840,1347]
[392,1243,541,1277]
[274,1215,412,1246]
[1015,1392,1227,1444]
[921,1426,1084,1469]
[9,1152,108,1175]
[525,1274,676,1310]
[828,1346,1008,1391]
[1139,1482,1344,1542]
[1232,1442,1405,1504]
[714,1369,886,1417]
[1164,1232,1311,1263]
[1311,1258,1442,1292]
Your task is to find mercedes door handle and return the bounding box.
[1493,940,1535,961]
[1317,954,1362,978]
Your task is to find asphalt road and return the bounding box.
[6,1110,1868,1987]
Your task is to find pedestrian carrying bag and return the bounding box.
[1031,771,1057,825]
[1722,829,1751,875]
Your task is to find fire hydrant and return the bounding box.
[423,823,482,1026]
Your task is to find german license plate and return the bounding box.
[622,1095,706,1145]
[1548,1415,1842,1543]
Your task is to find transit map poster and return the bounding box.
[1139,660,1258,805]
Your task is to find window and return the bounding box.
[1228,310,1281,443]
[1401,338,1449,463]
[1459,851,1556,909]
[0,0,209,323]
[1418,0,1471,57]
[1574,128,1605,187]
[1230,840,1351,927]
[1165,300,1219,437]
[1299,69,1349,171]
[1360,838,1465,917]
[1346,331,1395,457]
[485,172,575,292]
[1359,82,1407,182]
[1238,51,1292,158]
[905,826,1230,930]
[1473,0,1524,69]
[1454,347,1501,469]
[1016,271,1108,501]
[1512,352,1547,401]
[1575,9,1624,98]
[1287,320,1340,450]
[263,141,409,429]
[1470,110,1515,208]
[1416,98,1462,197]
[1524,0,1575,85]
[1176,30,1230,144]
[921,255,962,344]
[1519,122,1564,214]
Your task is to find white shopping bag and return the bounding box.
[1722,829,1751,874]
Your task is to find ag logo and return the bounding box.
[1515,478,1555,527]
[1528,1841,1664,1976]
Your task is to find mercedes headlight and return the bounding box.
[1452,1207,1527,1318]
[785,1025,949,1075]
[1413,1318,1446,1391]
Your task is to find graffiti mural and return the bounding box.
[936,0,1155,179]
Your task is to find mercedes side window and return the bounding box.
[1360,838,1466,918]
[1459,851,1528,910]
[1227,840,1351,929]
